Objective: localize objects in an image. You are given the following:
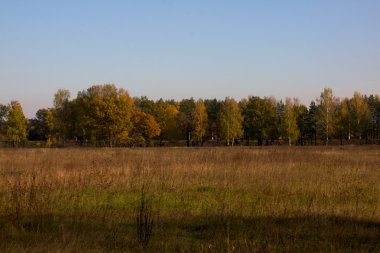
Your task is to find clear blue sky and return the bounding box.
[1,0,379,117]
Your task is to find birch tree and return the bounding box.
[282,98,299,145]
[317,88,338,145]
[219,97,243,146]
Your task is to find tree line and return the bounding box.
[1,84,379,147]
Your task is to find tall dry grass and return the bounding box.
[0,146,379,252]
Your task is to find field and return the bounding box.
[0,147,379,252]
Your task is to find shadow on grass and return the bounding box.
[0,214,379,252]
[178,214,380,252]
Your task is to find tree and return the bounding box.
[28,109,51,141]
[177,98,195,146]
[155,100,180,142]
[5,101,27,146]
[307,101,318,145]
[54,89,70,109]
[242,96,277,145]
[366,94,380,141]
[131,110,161,145]
[282,98,299,145]
[192,99,208,144]
[376,95,380,140]
[350,92,370,141]
[53,89,71,145]
[317,88,338,145]
[293,101,309,145]
[135,96,157,116]
[0,104,7,140]
[219,97,243,146]
[204,99,222,142]
[336,98,351,143]
[76,84,134,146]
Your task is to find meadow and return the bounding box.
[0,146,379,252]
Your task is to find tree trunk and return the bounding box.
[187,131,190,147]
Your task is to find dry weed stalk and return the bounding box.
[136,184,155,249]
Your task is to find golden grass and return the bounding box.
[0,146,379,252]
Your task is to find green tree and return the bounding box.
[53,89,71,145]
[293,101,309,145]
[376,95,380,140]
[192,99,208,144]
[177,98,195,146]
[0,104,7,140]
[242,96,277,145]
[204,99,222,142]
[282,98,300,146]
[28,109,51,141]
[5,101,27,146]
[135,96,157,116]
[219,97,243,146]
[307,101,318,145]
[366,95,380,141]
[317,88,338,145]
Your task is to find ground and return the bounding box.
[0,146,379,252]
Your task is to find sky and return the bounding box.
[0,0,380,118]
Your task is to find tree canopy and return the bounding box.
[1,85,379,147]
[5,101,27,146]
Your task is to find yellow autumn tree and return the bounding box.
[282,98,299,146]
[350,91,371,140]
[192,99,208,144]
[76,84,134,146]
[5,101,27,146]
[219,97,243,146]
[336,98,351,141]
[156,101,180,141]
[131,110,161,145]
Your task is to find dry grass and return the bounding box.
[0,146,379,252]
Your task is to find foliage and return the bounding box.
[350,92,371,139]
[177,98,195,146]
[27,109,50,141]
[5,101,27,145]
[282,98,300,145]
[3,85,380,146]
[219,97,243,145]
[317,88,338,145]
[293,102,309,145]
[192,99,208,143]
[76,85,134,146]
[0,103,7,140]
[336,98,352,141]
[155,101,180,141]
[204,99,222,141]
[131,110,161,145]
[242,96,277,145]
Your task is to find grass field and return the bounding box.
[0,146,379,252]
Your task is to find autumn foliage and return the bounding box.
[1,85,380,147]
